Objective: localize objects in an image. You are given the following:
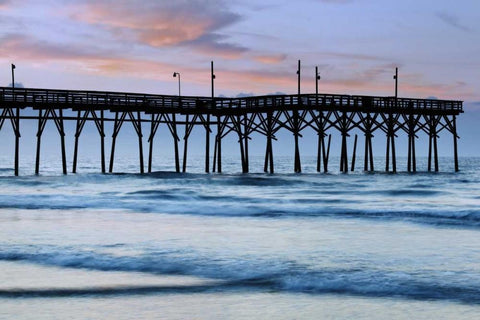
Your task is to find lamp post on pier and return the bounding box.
[11,64,15,89]
[173,72,181,96]
[170,72,181,172]
[315,66,323,172]
[293,60,301,173]
[393,67,398,103]
[315,66,320,96]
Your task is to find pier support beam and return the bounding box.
[137,111,144,174]
[427,115,439,172]
[147,113,181,173]
[0,107,21,175]
[453,115,459,172]
[340,131,348,173]
[361,113,375,172]
[244,114,249,173]
[213,115,222,173]
[109,111,144,174]
[264,112,274,174]
[407,114,417,173]
[293,111,301,173]
[385,113,397,173]
[35,110,42,175]
[14,107,20,176]
[172,113,180,173]
[100,110,105,173]
[236,115,247,173]
[35,108,67,175]
[205,114,210,173]
[325,134,331,172]
[182,114,189,173]
[59,109,67,175]
[316,111,325,173]
[72,109,106,174]
[364,133,374,172]
[148,114,155,173]
[339,111,349,173]
[109,112,120,173]
[351,134,358,172]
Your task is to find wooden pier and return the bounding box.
[0,79,463,175]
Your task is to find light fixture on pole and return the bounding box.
[296,60,301,95]
[393,67,398,107]
[211,61,215,102]
[315,66,321,96]
[11,63,15,89]
[173,72,181,96]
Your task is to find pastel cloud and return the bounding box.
[0,0,10,9]
[69,0,245,58]
[0,32,464,100]
[0,33,109,61]
[184,34,248,59]
[253,54,287,64]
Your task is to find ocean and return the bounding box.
[1,155,479,319]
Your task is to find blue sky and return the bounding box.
[0,0,479,161]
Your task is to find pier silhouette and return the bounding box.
[0,64,463,176]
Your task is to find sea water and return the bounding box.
[0,155,479,319]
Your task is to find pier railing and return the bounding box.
[0,87,463,114]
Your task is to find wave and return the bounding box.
[1,245,480,304]
[0,170,478,229]
[0,192,479,228]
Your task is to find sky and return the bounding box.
[0,0,479,163]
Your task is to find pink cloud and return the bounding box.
[0,0,10,9]
[253,54,288,64]
[68,0,245,58]
[0,33,469,101]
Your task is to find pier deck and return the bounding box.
[0,86,463,175]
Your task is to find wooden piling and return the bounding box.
[294,111,301,173]
[35,109,42,175]
[264,111,274,174]
[433,128,439,172]
[14,107,19,176]
[136,111,144,174]
[217,115,222,173]
[109,112,119,173]
[453,115,459,172]
[386,135,390,172]
[364,133,369,172]
[351,134,357,172]
[100,110,105,174]
[428,116,433,172]
[317,111,323,173]
[412,132,416,172]
[325,134,331,172]
[59,108,67,175]
[148,114,154,173]
[368,134,374,172]
[244,114,249,173]
[172,113,180,173]
[69,116,77,174]
[182,114,189,173]
[407,115,412,172]
[212,134,217,173]
[205,114,210,173]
